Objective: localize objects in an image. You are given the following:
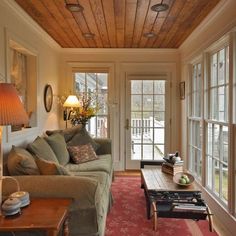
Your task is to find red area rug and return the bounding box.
[105,176,218,236]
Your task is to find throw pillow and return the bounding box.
[34,156,70,175]
[27,136,59,164]
[67,143,99,164]
[67,127,100,151]
[46,125,83,142]
[45,133,70,166]
[7,146,40,176]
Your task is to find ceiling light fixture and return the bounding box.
[65,3,84,12]
[143,32,157,38]
[151,3,169,12]
[83,33,95,39]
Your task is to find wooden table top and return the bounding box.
[141,168,198,192]
[0,198,72,231]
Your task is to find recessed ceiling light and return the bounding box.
[143,32,157,38]
[65,3,84,12]
[83,33,95,39]
[151,3,169,12]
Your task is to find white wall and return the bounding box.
[60,49,181,170]
[180,0,236,235]
[0,0,60,154]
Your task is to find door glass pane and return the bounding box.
[154,128,165,144]
[143,95,153,111]
[154,95,165,111]
[143,145,153,160]
[154,81,165,94]
[130,80,166,161]
[131,95,142,110]
[154,112,165,124]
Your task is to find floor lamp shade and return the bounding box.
[0,83,29,125]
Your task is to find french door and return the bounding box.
[125,76,170,169]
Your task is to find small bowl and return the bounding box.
[173,172,195,187]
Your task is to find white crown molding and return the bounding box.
[1,0,61,51]
[61,48,179,54]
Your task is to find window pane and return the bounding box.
[74,72,109,138]
[86,73,96,92]
[214,160,220,196]
[223,126,228,164]
[218,49,225,85]
[143,80,153,94]
[213,124,220,160]
[211,53,217,87]
[222,164,228,201]
[210,88,218,120]
[132,144,141,160]
[207,155,213,188]
[207,123,213,155]
[131,80,142,94]
[75,73,85,93]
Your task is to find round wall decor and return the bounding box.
[44,84,53,112]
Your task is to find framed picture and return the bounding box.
[44,84,53,112]
[179,81,185,100]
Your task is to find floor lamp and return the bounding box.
[63,95,80,128]
[0,83,29,214]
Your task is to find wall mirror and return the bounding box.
[44,84,53,112]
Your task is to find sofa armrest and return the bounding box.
[94,138,112,155]
[3,175,100,208]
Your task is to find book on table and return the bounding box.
[161,162,183,175]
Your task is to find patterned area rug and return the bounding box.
[105,176,219,236]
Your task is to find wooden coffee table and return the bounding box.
[0,198,71,236]
[141,168,213,232]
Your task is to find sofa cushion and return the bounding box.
[45,133,70,166]
[7,146,40,175]
[65,154,112,175]
[67,143,98,164]
[27,136,59,164]
[67,127,100,151]
[46,125,83,142]
[35,156,70,175]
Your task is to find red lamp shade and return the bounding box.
[0,83,29,126]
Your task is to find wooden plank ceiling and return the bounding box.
[14,0,220,48]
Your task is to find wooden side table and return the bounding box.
[0,198,71,236]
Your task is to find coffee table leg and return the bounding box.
[144,189,151,219]
[152,201,158,231]
[206,206,213,232]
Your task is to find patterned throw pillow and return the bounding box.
[67,143,98,164]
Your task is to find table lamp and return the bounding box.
[0,83,29,214]
[63,95,80,128]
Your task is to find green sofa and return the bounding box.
[2,126,113,236]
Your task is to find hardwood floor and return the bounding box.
[114,170,141,177]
